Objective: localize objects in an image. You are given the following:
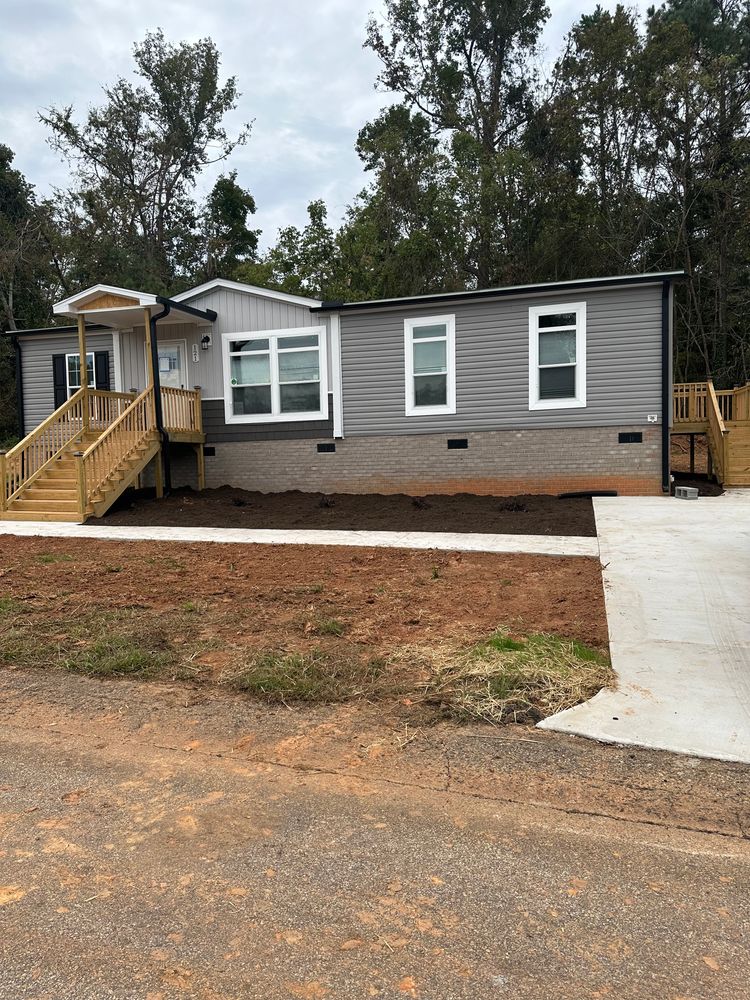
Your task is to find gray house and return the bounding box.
[3,271,681,521]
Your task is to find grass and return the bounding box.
[63,634,173,678]
[311,616,347,637]
[36,553,74,564]
[422,628,613,725]
[224,648,386,703]
[0,597,22,615]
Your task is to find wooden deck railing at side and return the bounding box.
[161,385,203,435]
[705,379,730,484]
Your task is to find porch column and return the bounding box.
[77,313,89,431]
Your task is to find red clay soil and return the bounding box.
[102,486,597,536]
[0,536,608,659]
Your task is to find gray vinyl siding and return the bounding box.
[202,394,334,443]
[17,331,115,430]
[119,290,329,402]
[339,284,663,436]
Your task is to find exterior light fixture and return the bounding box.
[201,334,211,351]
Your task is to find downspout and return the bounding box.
[12,336,25,438]
[661,281,672,493]
[149,303,171,493]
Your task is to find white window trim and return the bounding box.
[528,302,587,411]
[65,351,96,396]
[222,326,328,424]
[404,314,456,417]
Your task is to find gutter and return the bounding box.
[148,296,217,494]
[12,336,24,438]
[661,281,672,494]
[314,271,688,314]
[149,303,172,493]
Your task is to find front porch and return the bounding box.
[1,284,214,522]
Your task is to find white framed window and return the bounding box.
[404,315,456,416]
[528,302,586,410]
[222,326,328,424]
[66,352,95,397]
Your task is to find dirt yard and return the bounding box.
[102,487,597,535]
[0,536,607,724]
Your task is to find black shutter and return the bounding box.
[52,354,67,408]
[94,351,110,391]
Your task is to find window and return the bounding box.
[222,327,328,423]
[528,302,586,410]
[404,315,456,416]
[66,352,95,397]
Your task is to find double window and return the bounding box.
[66,352,95,397]
[404,315,456,416]
[223,326,328,423]
[528,303,586,410]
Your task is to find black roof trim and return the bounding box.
[3,323,112,337]
[314,271,687,313]
[155,295,217,323]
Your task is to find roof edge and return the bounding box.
[5,323,113,337]
[314,271,687,313]
[172,278,322,309]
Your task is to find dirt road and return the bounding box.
[1,669,749,999]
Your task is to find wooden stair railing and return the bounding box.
[76,386,157,517]
[705,379,730,485]
[0,388,134,513]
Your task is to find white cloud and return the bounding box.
[0,0,653,249]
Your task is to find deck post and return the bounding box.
[0,451,6,513]
[689,434,695,474]
[74,451,86,522]
[77,315,89,433]
[154,451,164,499]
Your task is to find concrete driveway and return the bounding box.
[541,493,750,763]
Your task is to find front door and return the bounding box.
[157,341,187,389]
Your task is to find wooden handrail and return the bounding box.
[78,386,156,515]
[3,388,87,505]
[161,385,202,434]
[705,380,729,484]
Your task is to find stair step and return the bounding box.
[10,499,80,513]
[0,511,82,523]
[24,488,78,501]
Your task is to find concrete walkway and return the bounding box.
[540,492,750,764]
[0,520,599,557]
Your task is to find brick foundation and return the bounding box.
[172,426,663,497]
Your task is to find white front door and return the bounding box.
[157,341,187,389]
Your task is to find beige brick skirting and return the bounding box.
[171,425,663,496]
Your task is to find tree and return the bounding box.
[238,200,341,299]
[198,171,259,281]
[41,29,251,292]
[366,0,549,285]
[0,146,54,439]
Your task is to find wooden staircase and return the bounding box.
[673,381,750,487]
[1,385,204,522]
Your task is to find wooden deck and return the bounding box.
[673,381,750,487]
[0,386,204,522]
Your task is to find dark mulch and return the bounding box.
[101,486,597,536]
[671,472,724,497]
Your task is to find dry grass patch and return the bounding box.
[418,628,613,724]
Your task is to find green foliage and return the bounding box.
[225,648,384,702]
[41,30,253,292]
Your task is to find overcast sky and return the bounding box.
[0,0,649,249]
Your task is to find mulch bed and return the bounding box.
[102,486,597,536]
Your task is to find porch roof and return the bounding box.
[53,284,217,328]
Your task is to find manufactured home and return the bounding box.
[2,270,747,522]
